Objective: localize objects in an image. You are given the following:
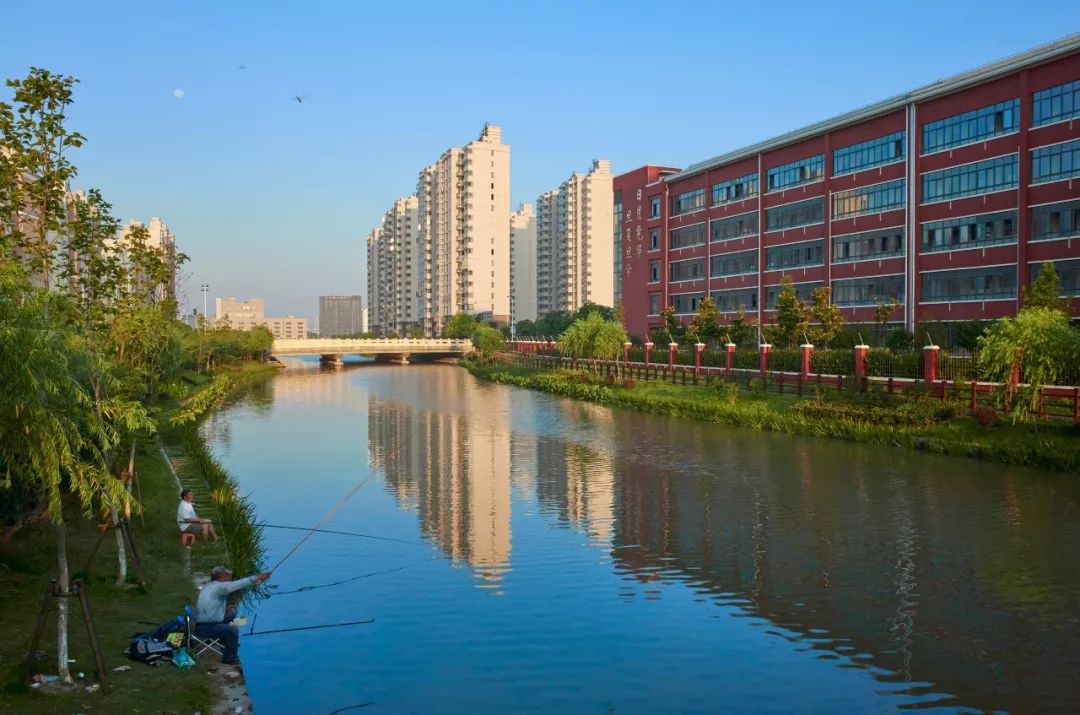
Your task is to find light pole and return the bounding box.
[200,284,209,321]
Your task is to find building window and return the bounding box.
[1031,139,1080,184]
[710,288,758,312]
[1031,199,1080,242]
[649,229,660,250]
[765,197,824,231]
[766,154,824,191]
[922,98,1019,153]
[710,250,757,277]
[832,274,904,307]
[921,154,1017,203]
[1032,79,1080,127]
[765,281,822,309]
[669,223,707,249]
[1030,258,1080,296]
[921,265,1017,302]
[671,292,705,314]
[650,195,661,218]
[921,209,1017,253]
[669,258,705,282]
[832,179,906,219]
[712,173,759,205]
[614,191,623,299]
[648,293,661,315]
[671,188,706,215]
[649,261,661,283]
[833,131,906,176]
[765,239,824,270]
[711,211,758,242]
[832,226,905,263]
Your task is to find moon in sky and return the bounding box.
[173,88,185,99]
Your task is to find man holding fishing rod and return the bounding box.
[195,565,271,666]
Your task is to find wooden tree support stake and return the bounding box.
[26,578,107,687]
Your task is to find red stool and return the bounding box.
[180,532,196,546]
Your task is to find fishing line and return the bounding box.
[267,556,446,597]
[219,521,426,547]
[327,703,375,714]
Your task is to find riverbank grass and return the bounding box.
[0,441,215,714]
[0,362,275,714]
[464,359,1080,474]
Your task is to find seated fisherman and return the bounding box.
[194,565,271,666]
[177,489,219,542]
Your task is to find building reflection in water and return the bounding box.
[604,411,1080,713]
[369,377,512,586]
[218,361,1080,711]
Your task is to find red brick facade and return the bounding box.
[616,38,1080,340]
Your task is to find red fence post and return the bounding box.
[1074,387,1080,427]
[644,341,654,370]
[800,342,813,380]
[759,343,771,375]
[623,341,632,365]
[725,342,736,374]
[694,342,705,384]
[668,342,679,369]
[923,344,939,385]
[854,344,868,380]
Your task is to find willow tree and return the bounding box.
[0,261,150,683]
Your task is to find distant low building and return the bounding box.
[215,296,308,339]
[216,297,265,330]
[265,316,308,340]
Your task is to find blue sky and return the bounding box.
[2,1,1077,323]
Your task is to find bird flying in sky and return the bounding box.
[294,95,305,104]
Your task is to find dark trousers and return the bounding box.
[194,622,240,664]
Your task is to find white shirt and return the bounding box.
[177,500,197,530]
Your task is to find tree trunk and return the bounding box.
[112,507,127,586]
[56,523,72,684]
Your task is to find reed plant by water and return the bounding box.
[463,359,1080,474]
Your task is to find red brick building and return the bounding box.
[615,35,1080,340]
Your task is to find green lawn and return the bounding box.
[0,441,218,714]
[0,364,274,714]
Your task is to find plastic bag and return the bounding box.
[172,648,196,668]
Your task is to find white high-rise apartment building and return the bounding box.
[509,203,536,324]
[535,160,614,316]
[416,124,510,334]
[365,196,420,336]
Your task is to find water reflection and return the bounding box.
[215,363,1080,713]
[369,383,512,584]
[601,413,1080,713]
[359,372,1080,712]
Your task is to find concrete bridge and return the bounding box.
[271,338,473,365]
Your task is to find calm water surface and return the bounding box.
[201,359,1080,714]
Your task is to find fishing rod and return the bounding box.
[267,398,426,573]
[269,475,374,572]
[245,617,375,637]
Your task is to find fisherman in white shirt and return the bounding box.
[176,489,219,542]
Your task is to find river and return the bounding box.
[200,359,1080,714]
